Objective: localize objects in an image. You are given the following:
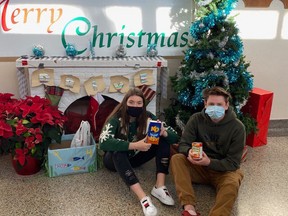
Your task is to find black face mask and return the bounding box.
[127,106,143,117]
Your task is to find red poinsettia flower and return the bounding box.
[25,136,36,149]
[15,120,28,136]
[26,128,43,144]
[20,102,43,118]
[0,93,14,102]
[14,148,29,166]
[34,133,43,144]
[31,112,54,125]
[0,121,13,138]
[0,93,66,167]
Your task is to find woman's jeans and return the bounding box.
[103,138,170,186]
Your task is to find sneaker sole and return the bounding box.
[151,191,175,206]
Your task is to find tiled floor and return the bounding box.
[0,136,288,216]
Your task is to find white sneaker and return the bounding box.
[140,196,158,216]
[151,186,175,206]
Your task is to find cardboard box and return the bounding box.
[48,134,97,177]
[241,88,273,147]
[146,120,161,144]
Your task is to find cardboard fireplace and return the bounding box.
[16,56,168,140]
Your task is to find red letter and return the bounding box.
[1,0,11,31]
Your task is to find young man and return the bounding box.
[171,86,245,216]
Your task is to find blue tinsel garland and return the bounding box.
[190,0,238,40]
[178,0,254,109]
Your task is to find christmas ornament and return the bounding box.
[32,45,45,58]
[65,43,77,57]
[115,44,127,58]
[147,44,158,57]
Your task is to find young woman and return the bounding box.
[99,87,179,216]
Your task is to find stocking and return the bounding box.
[44,86,64,107]
[138,85,156,106]
[87,93,104,138]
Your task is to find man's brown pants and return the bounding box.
[170,153,244,216]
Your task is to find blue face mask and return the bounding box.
[205,105,225,120]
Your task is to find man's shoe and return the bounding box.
[151,186,175,206]
[181,210,201,216]
[140,196,158,216]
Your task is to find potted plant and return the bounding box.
[0,93,66,175]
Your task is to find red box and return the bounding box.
[241,88,273,147]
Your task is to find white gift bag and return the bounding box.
[71,121,91,147]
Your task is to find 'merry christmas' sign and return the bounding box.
[0,0,192,57]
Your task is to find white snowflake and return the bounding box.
[99,123,113,143]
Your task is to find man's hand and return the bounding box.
[187,149,211,166]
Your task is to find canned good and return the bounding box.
[191,142,203,160]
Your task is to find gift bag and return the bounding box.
[71,121,91,147]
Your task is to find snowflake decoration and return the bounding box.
[99,123,113,143]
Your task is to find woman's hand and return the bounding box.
[160,121,168,137]
[129,137,152,151]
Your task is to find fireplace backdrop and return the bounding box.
[16,56,168,139]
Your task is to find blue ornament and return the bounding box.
[65,43,77,57]
[33,45,45,58]
[147,44,158,57]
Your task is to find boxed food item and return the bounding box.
[47,134,97,177]
[146,120,161,144]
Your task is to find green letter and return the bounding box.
[92,25,105,48]
[147,32,166,47]
[137,30,146,47]
[118,25,125,45]
[106,32,118,48]
[61,17,91,55]
[180,32,189,47]
[126,32,135,48]
[167,32,179,47]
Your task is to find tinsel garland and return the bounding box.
[185,35,243,64]
[166,0,256,135]
[191,0,238,40]
[176,0,254,109]
[178,70,229,107]
[217,35,243,64]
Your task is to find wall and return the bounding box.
[235,0,288,119]
[1,0,288,120]
[0,59,19,98]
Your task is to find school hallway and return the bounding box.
[0,124,287,216]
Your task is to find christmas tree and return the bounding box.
[164,0,256,135]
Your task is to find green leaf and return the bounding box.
[22,119,30,124]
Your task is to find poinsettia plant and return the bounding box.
[0,93,66,166]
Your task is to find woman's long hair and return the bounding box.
[104,88,148,140]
